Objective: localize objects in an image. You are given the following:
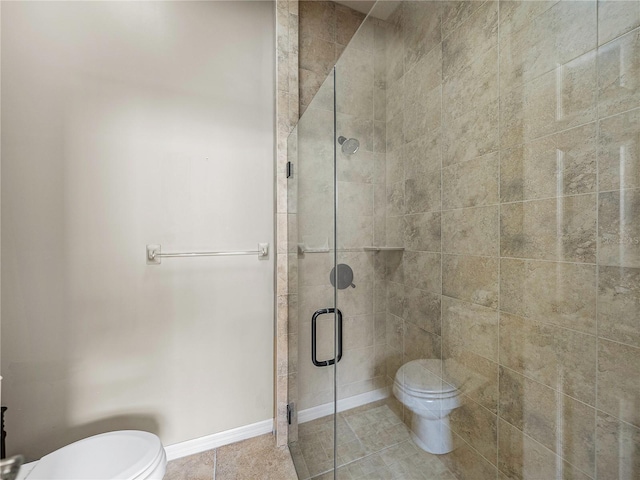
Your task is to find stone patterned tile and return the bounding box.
[443,351,499,415]
[402,0,441,73]
[500,123,597,202]
[499,312,596,405]
[497,419,593,480]
[597,339,640,428]
[443,45,498,125]
[596,411,640,479]
[404,287,441,336]
[440,431,499,480]
[403,321,442,364]
[443,1,498,80]
[404,212,441,252]
[442,296,499,362]
[500,194,597,263]
[164,450,215,480]
[500,258,597,334]
[598,0,640,45]
[597,29,640,118]
[403,251,441,294]
[442,205,499,256]
[598,108,640,192]
[500,50,597,148]
[598,188,640,267]
[442,152,499,209]
[598,265,640,348]
[449,397,498,466]
[216,434,298,480]
[443,97,499,166]
[498,0,596,91]
[336,3,365,47]
[300,1,335,43]
[442,254,498,309]
[499,367,596,476]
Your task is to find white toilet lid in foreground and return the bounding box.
[27,431,164,480]
[396,359,456,394]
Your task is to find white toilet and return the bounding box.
[19,431,166,480]
[393,359,460,455]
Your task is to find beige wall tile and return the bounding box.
[440,431,499,480]
[498,0,559,38]
[403,251,441,293]
[443,45,498,124]
[336,3,365,46]
[598,266,640,348]
[597,29,640,118]
[500,259,597,334]
[500,123,597,202]
[403,85,442,145]
[596,411,640,479]
[442,296,499,362]
[442,152,499,209]
[442,1,498,80]
[403,321,441,363]
[500,51,597,148]
[450,396,498,465]
[404,129,442,178]
[497,419,593,480]
[598,189,640,267]
[300,1,335,43]
[442,254,499,309]
[441,0,486,40]
[597,339,640,428]
[443,98,499,166]
[404,287,441,336]
[299,34,336,75]
[386,180,404,217]
[500,195,597,263]
[498,0,596,91]
[402,0,441,72]
[405,169,441,214]
[499,367,596,475]
[443,351,499,414]
[442,205,499,256]
[499,313,596,405]
[598,108,640,192]
[598,0,640,45]
[404,212,441,252]
[336,47,374,118]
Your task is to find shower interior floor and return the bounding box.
[290,400,457,480]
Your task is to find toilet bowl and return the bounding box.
[393,359,460,455]
[21,431,166,480]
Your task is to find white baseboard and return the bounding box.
[298,387,390,424]
[164,418,274,461]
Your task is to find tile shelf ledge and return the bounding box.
[297,245,404,254]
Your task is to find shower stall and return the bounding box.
[287,0,640,479]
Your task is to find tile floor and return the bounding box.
[290,401,457,479]
[164,433,297,480]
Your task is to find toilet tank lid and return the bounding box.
[26,430,164,480]
[396,359,456,394]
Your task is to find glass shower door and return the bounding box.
[288,71,340,479]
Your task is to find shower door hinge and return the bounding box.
[286,162,294,178]
[287,403,294,425]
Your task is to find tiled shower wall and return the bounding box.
[377,1,640,479]
[299,1,366,115]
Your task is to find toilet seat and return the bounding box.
[394,359,456,396]
[26,431,166,480]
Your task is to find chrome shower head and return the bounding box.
[338,136,360,155]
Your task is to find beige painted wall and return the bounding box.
[1,0,274,461]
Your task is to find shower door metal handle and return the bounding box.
[311,308,343,367]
